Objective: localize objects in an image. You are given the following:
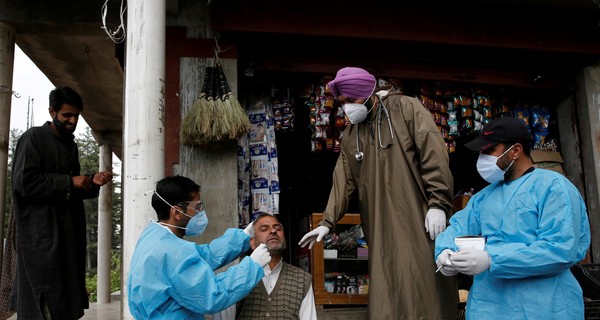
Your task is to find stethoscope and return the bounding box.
[355,98,394,161]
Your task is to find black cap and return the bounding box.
[465,117,532,153]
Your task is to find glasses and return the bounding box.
[177,201,203,212]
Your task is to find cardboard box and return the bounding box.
[323,249,338,259]
[324,280,335,293]
[338,249,357,259]
[531,150,565,175]
[357,247,369,257]
[453,195,471,212]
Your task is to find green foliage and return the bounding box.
[85,272,98,303]
[74,127,123,270]
[86,250,121,303]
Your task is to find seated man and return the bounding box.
[127,175,271,319]
[214,213,317,320]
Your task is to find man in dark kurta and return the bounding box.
[300,68,458,319]
[10,86,112,320]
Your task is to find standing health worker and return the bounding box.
[300,67,458,319]
[435,116,591,319]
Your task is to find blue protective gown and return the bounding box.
[127,222,264,319]
[435,168,590,320]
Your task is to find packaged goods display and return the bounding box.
[301,78,559,156]
[237,99,281,226]
[324,274,369,295]
[416,82,556,154]
[306,84,346,153]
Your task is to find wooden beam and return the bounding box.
[210,1,600,55]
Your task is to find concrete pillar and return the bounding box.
[97,144,113,304]
[575,62,600,263]
[0,22,15,275]
[121,0,166,318]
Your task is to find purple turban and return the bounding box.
[327,67,376,99]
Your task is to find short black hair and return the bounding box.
[152,175,200,220]
[253,213,281,227]
[49,86,83,112]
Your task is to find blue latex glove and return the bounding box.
[451,248,491,275]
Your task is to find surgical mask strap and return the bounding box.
[496,144,516,171]
[157,221,186,230]
[363,84,377,113]
[498,144,515,159]
[145,190,188,216]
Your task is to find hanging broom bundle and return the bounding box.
[215,62,251,140]
[181,57,251,147]
[181,66,216,146]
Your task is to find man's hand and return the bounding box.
[425,208,446,240]
[72,175,92,189]
[298,226,330,249]
[92,172,112,186]
[451,248,491,275]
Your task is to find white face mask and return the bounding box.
[476,145,515,184]
[343,103,369,124]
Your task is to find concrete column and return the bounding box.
[121,0,166,318]
[97,144,113,304]
[575,62,600,263]
[0,22,15,275]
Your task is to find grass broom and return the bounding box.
[181,66,223,146]
[215,62,251,140]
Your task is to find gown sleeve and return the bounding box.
[487,177,590,279]
[434,192,484,258]
[320,151,356,229]
[196,228,251,270]
[406,97,454,214]
[169,254,264,314]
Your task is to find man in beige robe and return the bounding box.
[300,67,458,319]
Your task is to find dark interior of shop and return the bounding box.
[238,68,563,270]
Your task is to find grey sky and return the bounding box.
[10,45,89,132]
[9,45,120,173]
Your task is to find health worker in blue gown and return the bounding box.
[127,175,271,319]
[435,117,590,320]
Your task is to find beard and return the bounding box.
[500,155,516,180]
[266,237,287,254]
[53,117,76,134]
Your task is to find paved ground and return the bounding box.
[82,301,121,320]
[4,301,368,319]
[4,299,121,320]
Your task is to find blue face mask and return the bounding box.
[179,210,208,237]
[151,191,209,237]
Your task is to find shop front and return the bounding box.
[161,1,600,314]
